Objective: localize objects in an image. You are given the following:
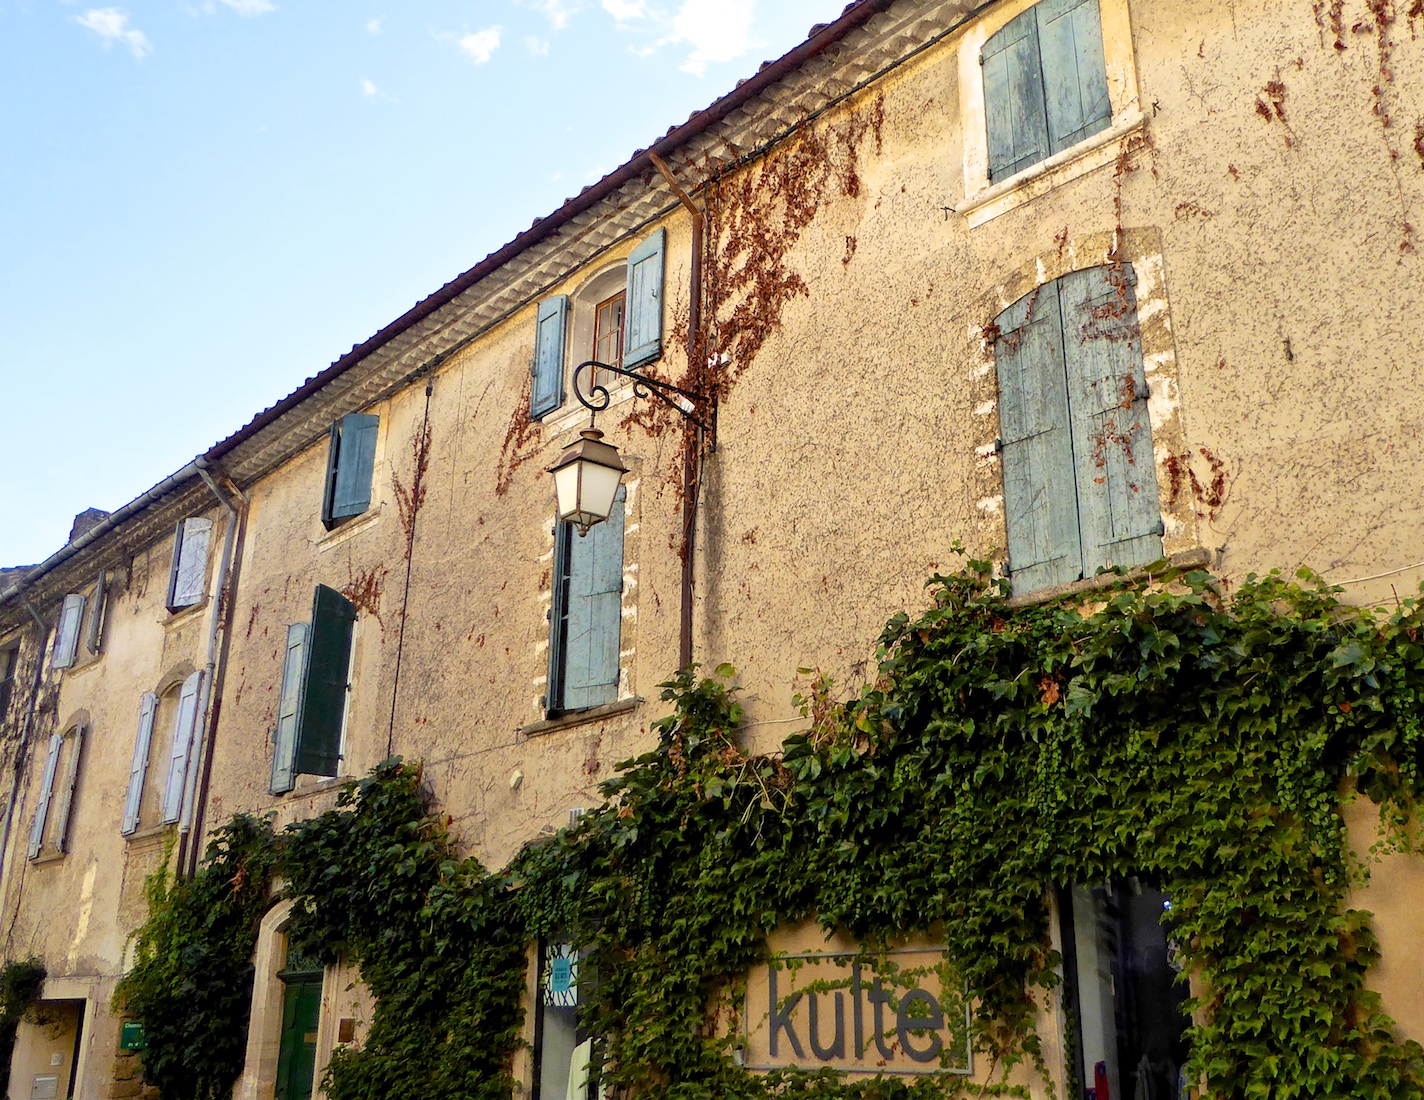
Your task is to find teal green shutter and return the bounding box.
[532,296,569,418]
[270,623,308,794]
[982,8,1050,181]
[1058,265,1162,575]
[329,414,379,521]
[552,488,624,712]
[320,422,341,526]
[623,229,665,368]
[294,586,356,778]
[996,281,1084,594]
[1037,0,1111,154]
[28,733,62,858]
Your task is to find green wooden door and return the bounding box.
[275,978,322,1100]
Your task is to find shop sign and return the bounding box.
[118,1021,146,1053]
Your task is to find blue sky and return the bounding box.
[0,0,848,567]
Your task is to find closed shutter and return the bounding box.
[52,594,85,669]
[167,518,213,610]
[86,571,108,654]
[329,414,380,522]
[532,296,569,419]
[160,671,203,824]
[1058,264,1162,575]
[294,586,356,778]
[55,720,85,854]
[623,229,666,368]
[122,693,157,835]
[558,487,625,711]
[28,734,62,858]
[982,7,1051,181]
[270,623,309,794]
[996,282,1083,594]
[1037,0,1111,154]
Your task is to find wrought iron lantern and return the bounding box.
[548,426,628,537]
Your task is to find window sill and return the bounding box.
[163,601,208,629]
[124,823,174,845]
[957,110,1146,229]
[317,506,382,552]
[29,850,65,866]
[1004,547,1211,608]
[521,697,642,738]
[286,775,348,797]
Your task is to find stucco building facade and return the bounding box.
[3,0,1424,1096]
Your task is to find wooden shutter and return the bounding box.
[1058,264,1162,576]
[321,421,342,527]
[623,229,666,368]
[532,296,569,419]
[52,594,85,669]
[996,281,1084,594]
[294,586,356,778]
[160,671,203,824]
[330,414,380,522]
[86,571,107,654]
[28,733,62,858]
[122,693,157,835]
[270,623,309,794]
[167,518,213,610]
[559,488,625,711]
[1037,0,1111,155]
[982,7,1051,181]
[54,721,85,854]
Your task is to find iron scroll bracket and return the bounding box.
[572,360,714,434]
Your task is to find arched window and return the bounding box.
[120,670,202,836]
[28,718,87,859]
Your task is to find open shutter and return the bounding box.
[28,734,62,858]
[1037,0,1111,154]
[122,693,157,835]
[330,414,380,521]
[1058,264,1162,576]
[982,7,1051,181]
[270,623,309,794]
[294,586,356,778]
[321,421,342,526]
[160,671,202,824]
[996,281,1083,595]
[560,487,625,711]
[86,571,107,654]
[167,518,213,610]
[623,229,666,368]
[532,296,569,419]
[52,594,85,669]
[54,721,84,854]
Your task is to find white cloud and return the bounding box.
[74,8,152,57]
[602,0,648,19]
[366,17,383,34]
[671,0,756,74]
[217,0,276,14]
[525,35,550,56]
[520,0,580,30]
[458,26,501,63]
[361,78,379,96]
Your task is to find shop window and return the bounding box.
[0,644,17,726]
[166,518,213,611]
[1059,879,1189,1100]
[271,586,357,791]
[547,488,625,715]
[321,413,380,528]
[535,940,599,1100]
[983,0,1111,181]
[993,264,1162,596]
[121,671,203,836]
[28,720,86,858]
[275,939,324,1100]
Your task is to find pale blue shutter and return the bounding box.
[167,518,213,611]
[996,281,1084,594]
[1058,265,1162,576]
[560,488,624,711]
[54,721,84,854]
[982,8,1050,181]
[330,414,380,521]
[623,229,666,368]
[160,671,202,824]
[270,623,308,794]
[28,734,61,858]
[1037,0,1111,154]
[532,296,569,419]
[52,594,85,669]
[86,571,107,654]
[122,693,156,836]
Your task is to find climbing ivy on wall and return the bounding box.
[123,558,1424,1100]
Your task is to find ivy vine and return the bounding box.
[121,559,1424,1100]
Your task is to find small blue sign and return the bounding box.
[551,956,573,995]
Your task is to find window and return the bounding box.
[121,671,203,836]
[28,721,86,859]
[535,940,599,1100]
[1059,879,1189,1100]
[983,0,1111,181]
[51,594,85,670]
[167,518,212,611]
[271,585,357,792]
[321,413,380,528]
[530,227,666,420]
[0,644,17,725]
[548,488,625,715]
[993,264,1162,596]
